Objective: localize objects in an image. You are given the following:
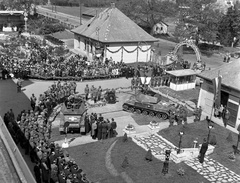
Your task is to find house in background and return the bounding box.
[71,3,157,63]
[197,61,240,133]
[152,21,169,35]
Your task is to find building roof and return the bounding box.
[198,61,240,91]
[49,30,74,40]
[71,4,157,43]
[166,69,197,77]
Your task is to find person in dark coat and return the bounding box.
[111,118,117,137]
[198,138,208,165]
[101,121,108,140]
[84,114,91,134]
[97,122,102,140]
[34,162,42,183]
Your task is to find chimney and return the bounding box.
[111,3,115,9]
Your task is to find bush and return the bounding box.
[210,135,217,146]
[123,133,128,142]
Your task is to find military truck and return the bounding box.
[122,92,175,120]
[59,95,87,133]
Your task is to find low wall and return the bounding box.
[171,144,215,163]
[0,117,36,183]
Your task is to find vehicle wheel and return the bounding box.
[123,104,129,111]
[130,108,135,113]
[149,112,155,117]
[142,110,148,115]
[156,113,162,119]
[161,113,168,120]
[136,109,141,114]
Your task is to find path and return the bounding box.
[105,140,134,183]
[132,132,240,183]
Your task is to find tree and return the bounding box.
[218,5,240,46]
[117,0,177,34]
[175,0,222,44]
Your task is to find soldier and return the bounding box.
[131,77,135,91]
[97,86,102,101]
[169,111,175,127]
[17,78,22,93]
[84,84,89,100]
[33,162,42,183]
[30,93,37,111]
[197,106,202,121]
[194,106,199,122]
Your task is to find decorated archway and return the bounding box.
[173,40,201,62]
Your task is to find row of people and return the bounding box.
[4,80,92,183]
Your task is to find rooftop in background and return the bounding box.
[42,5,106,19]
[71,3,157,43]
[48,30,74,40]
[166,69,197,77]
[197,61,240,91]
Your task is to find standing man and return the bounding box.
[30,93,37,111]
[17,78,22,93]
[84,84,89,101]
[198,138,208,169]
[33,161,42,183]
[223,108,230,127]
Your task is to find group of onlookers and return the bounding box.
[83,113,117,140]
[4,81,93,183]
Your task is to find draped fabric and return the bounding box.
[106,45,152,54]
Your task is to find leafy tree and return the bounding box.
[218,5,240,46]
[175,0,222,44]
[117,0,177,34]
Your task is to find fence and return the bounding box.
[0,117,36,183]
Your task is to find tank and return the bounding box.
[59,95,87,133]
[122,92,175,120]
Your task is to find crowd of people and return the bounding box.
[3,81,94,183]
[83,113,117,140]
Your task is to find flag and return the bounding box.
[212,75,222,108]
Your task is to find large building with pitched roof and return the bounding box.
[71,3,158,63]
[197,61,240,133]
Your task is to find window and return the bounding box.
[227,101,238,128]
[84,39,87,50]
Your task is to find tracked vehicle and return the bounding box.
[122,92,175,120]
[59,95,87,133]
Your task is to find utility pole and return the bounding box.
[79,0,82,25]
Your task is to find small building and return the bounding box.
[152,21,168,35]
[71,3,157,63]
[197,61,240,133]
[166,69,197,91]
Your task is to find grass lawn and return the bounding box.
[67,138,124,183]
[111,137,209,183]
[68,136,209,183]
[158,120,240,175]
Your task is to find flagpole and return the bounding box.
[210,70,220,122]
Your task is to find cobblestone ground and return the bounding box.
[133,133,240,183]
[133,134,176,157]
[185,157,240,183]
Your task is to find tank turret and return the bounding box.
[122,92,175,120]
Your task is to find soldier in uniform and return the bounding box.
[194,106,199,122]
[84,84,89,101]
[168,111,175,127]
[131,77,135,91]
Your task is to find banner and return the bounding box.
[212,75,222,108]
